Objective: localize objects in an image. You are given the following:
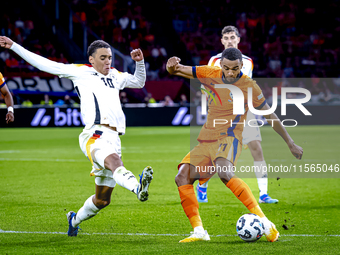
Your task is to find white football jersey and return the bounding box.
[11,42,146,134]
[208,52,253,78]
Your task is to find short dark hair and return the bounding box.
[221,25,240,37]
[221,48,242,62]
[87,40,111,57]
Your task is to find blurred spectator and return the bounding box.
[1,0,340,103]
[44,41,56,57]
[54,98,65,106]
[179,94,189,106]
[161,95,175,107]
[119,91,129,104]
[282,57,294,78]
[268,55,282,76]
[0,49,10,63]
[146,45,167,80]
[24,18,34,36]
[14,17,25,30]
[0,15,12,37]
[5,55,19,72]
[64,95,77,107]
[55,95,78,106]
[22,98,33,107]
[58,53,69,64]
[119,14,130,30]
[143,92,156,104]
[40,94,53,106]
[193,90,202,106]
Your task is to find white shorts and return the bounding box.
[79,125,122,188]
[242,111,262,145]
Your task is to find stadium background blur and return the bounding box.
[1,0,340,108]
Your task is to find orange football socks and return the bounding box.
[178,184,203,229]
[226,176,265,217]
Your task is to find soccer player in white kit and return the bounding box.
[196,26,278,204]
[0,36,154,236]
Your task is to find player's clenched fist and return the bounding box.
[166,57,181,74]
[0,36,14,49]
[130,48,144,62]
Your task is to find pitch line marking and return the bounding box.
[0,158,177,163]
[0,229,339,237]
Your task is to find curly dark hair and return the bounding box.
[221,48,242,62]
[87,40,111,57]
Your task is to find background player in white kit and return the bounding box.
[196,26,278,204]
[0,36,153,236]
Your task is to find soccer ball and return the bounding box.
[236,213,264,242]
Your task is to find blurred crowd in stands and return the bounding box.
[1,0,340,107]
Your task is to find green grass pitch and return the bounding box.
[0,125,339,254]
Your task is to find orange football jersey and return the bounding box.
[193,66,266,142]
[0,72,6,89]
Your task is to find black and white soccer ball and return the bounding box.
[236,213,264,242]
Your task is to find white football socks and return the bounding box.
[72,195,100,227]
[112,166,139,194]
[254,160,268,197]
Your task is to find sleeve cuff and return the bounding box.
[136,59,145,65]
[255,100,267,110]
[192,66,197,78]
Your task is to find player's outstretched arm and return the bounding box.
[166,57,194,79]
[261,103,303,160]
[0,84,14,123]
[0,36,71,77]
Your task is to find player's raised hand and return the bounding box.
[289,142,303,160]
[166,57,181,74]
[130,48,144,62]
[0,36,14,49]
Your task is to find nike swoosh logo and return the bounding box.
[238,190,244,198]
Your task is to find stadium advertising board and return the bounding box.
[5,76,75,94]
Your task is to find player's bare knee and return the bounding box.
[215,157,235,183]
[218,170,234,183]
[248,141,264,161]
[175,171,189,186]
[175,164,196,186]
[104,153,123,173]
